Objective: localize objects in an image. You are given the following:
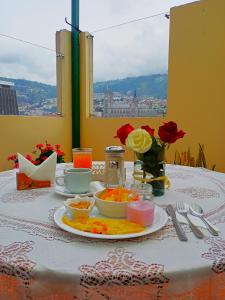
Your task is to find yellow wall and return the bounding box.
[80,0,225,172]
[168,0,225,172]
[0,30,72,171]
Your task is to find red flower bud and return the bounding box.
[56,150,64,156]
[7,155,14,161]
[25,155,32,161]
[141,125,155,136]
[36,143,43,149]
[114,123,134,145]
[46,146,54,151]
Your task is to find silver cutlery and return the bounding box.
[176,202,204,239]
[190,203,219,236]
[166,205,188,241]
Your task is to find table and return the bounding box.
[0,163,225,299]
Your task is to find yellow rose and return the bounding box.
[126,129,152,153]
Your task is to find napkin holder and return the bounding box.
[16,172,51,190]
[16,152,57,190]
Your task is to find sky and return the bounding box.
[0,0,199,85]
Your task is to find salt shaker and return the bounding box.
[104,146,125,188]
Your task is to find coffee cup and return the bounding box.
[55,168,92,194]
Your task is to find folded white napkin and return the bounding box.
[18,152,57,183]
[176,212,219,232]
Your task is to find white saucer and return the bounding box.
[54,185,93,197]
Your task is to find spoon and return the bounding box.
[190,203,219,236]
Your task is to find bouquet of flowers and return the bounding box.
[115,121,185,196]
[8,142,65,168]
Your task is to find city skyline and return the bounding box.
[0,73,167,117]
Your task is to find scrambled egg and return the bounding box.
[62,215,145,235]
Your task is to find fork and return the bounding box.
[176,202,204,239]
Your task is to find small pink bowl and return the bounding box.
[127,201,155,226]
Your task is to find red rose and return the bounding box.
[158,121,186,143]
[141,125,155,136]
[114,123,134,145]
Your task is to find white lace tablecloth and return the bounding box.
[0,163,225,300]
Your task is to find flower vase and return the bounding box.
[116,122,185,198]
[149,163,165,197]
[139,146,166,197]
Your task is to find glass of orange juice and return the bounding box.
[72,148,93,169]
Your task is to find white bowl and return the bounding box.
[64,196,95,219]
[94,189,131,218]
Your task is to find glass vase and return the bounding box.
[149,163,165,197]
[134,147,166,197]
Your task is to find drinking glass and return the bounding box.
[130,182,153,201]
[72,148,93,168]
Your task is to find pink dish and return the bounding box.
[127,201,155,226]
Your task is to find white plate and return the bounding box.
[54,205,168,239]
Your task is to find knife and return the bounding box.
[166,205,188,241]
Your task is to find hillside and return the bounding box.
[0,77,56,105]
[0,73,168,107]
[94,74,168,99]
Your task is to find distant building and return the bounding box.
[0,81,19,115]
[102,90,166,117]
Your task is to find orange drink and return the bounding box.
[72,148,92,168]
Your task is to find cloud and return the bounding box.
[93,14,169,82]
[0,37,56,84]
[0,0,197,84]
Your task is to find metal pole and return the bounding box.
[71,0,80,148]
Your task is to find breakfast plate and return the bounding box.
[54,205,168,239]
